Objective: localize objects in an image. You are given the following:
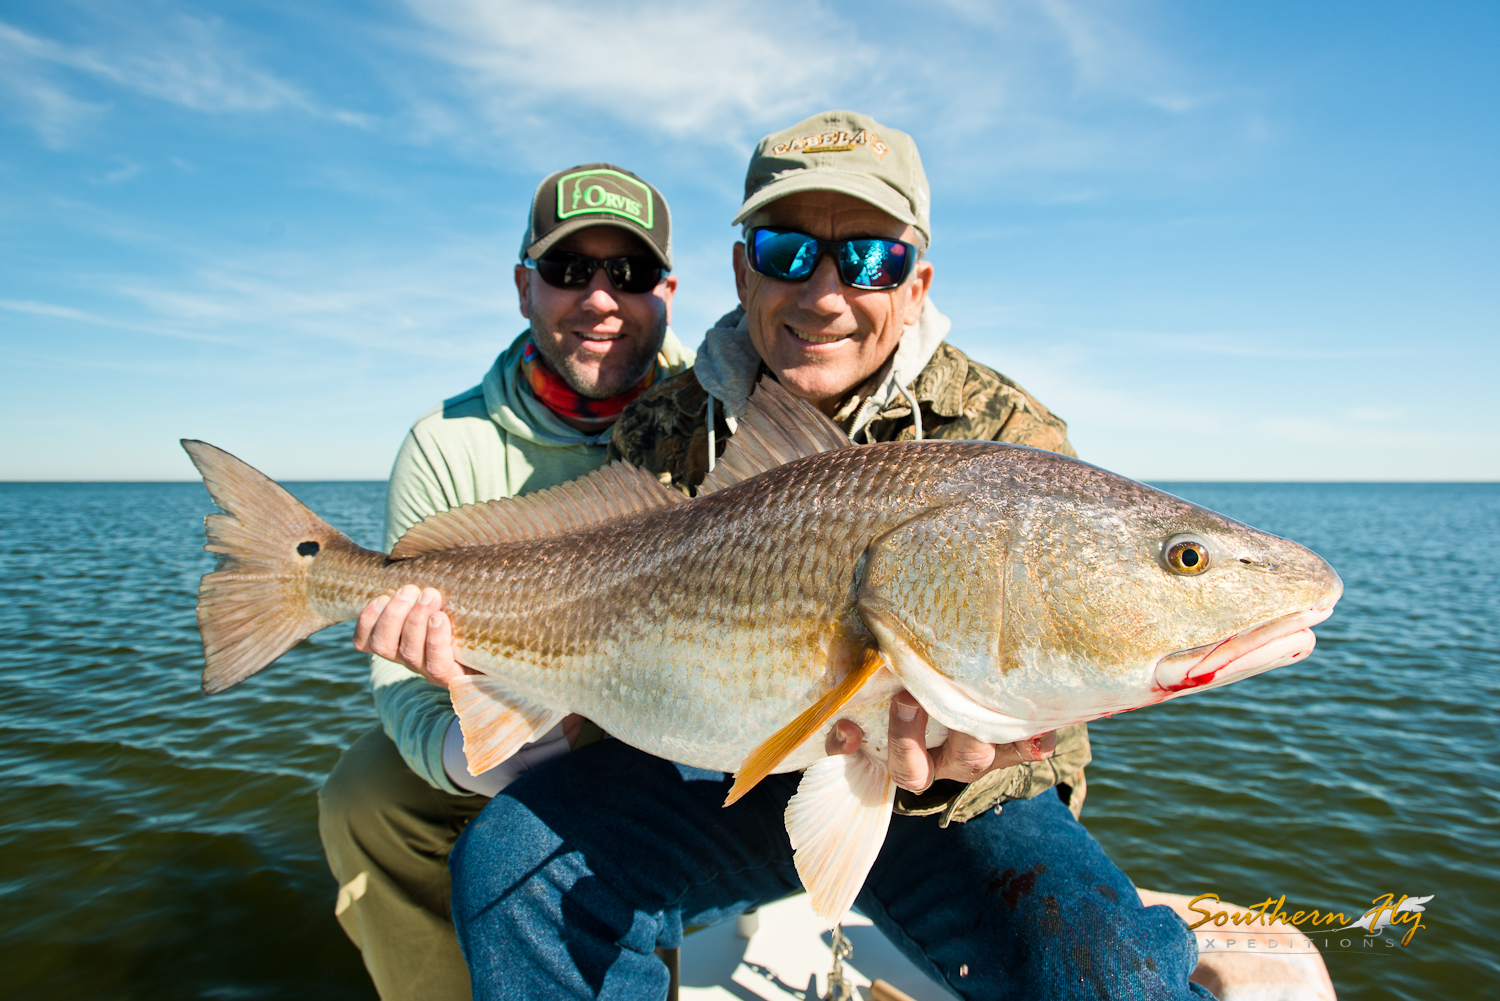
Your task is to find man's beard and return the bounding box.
[531,331,663,399]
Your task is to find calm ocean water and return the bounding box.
[0,480,1495,1000]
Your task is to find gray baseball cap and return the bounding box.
[521,163,672,269]
[732,111,931,247]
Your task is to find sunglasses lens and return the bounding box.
[535,253,594,288]
[537,253,663,293]
[839,239,911,289]
[752,229,820,280]
[605,256,665,294]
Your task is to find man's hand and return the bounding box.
[825,692,1057,793]
[354,585,471,689]
[353,586,588,747]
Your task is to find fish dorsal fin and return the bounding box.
[391,461,683,558]
[698,378,853,495]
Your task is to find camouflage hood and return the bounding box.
[694,299,953,441]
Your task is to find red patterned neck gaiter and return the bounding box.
[521,339,659,426]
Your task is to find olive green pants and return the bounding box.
[318,724,484,1001]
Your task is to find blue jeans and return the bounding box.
[450,740,1211,1000]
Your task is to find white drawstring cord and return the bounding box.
[706,394,717,473]
[896,383,924,441]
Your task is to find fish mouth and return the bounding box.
[1153,602,1335,695]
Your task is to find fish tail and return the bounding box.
[182,439,376,694]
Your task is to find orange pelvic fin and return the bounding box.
[449,674,564,775]
[723,647,883,807]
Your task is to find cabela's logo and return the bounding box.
[772,129,889,160]
[556,169,653,226]
[1187,892,1435,952]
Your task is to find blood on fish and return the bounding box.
[1163,667,1223,693]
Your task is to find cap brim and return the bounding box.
[731,170,922,240]
[525,217,671,269]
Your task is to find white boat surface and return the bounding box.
[677,889,1337,1001]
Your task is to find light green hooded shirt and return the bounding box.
[372,328,694,792]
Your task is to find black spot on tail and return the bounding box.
[297,541,320,557]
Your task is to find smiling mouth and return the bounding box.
[786,324,850,345]
[571,330,627,350]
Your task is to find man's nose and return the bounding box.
[795,254,848,315]
[578,268,621,313]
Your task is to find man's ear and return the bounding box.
[514,264,532,319]
[900,260,934,327]
[658,274,679,326]
[733,241,750,308]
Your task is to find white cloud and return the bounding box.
[1349,406,1408,423]
[0,18,301,110]
[895,0,1244,182]
[99,159,141,184]
[91,236,520,363]
[0,14,371,144]
[401,0,871,143]
[1101,330,1411,360]
[933,0,1196,108]
[1255,415,1434,450]
[0,32,104,147]
[372,0,1243,183]
[0,297,233,343]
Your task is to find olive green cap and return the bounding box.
[732,110,931,247]
[522,162,672,269]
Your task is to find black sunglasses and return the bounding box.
[525,251,666,294]
[746,227,917,291]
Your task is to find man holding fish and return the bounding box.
[327,112,1228,999]
[317,161,695,1000]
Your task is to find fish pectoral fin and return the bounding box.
[448,675,564,776]
[785,752,896,925]
[860,594,1037,745]
[723,647,883,806]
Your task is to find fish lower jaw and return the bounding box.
[1153,606,1331,695]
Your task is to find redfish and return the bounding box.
[184,381,1341,920]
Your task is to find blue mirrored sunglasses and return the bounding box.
[747,228,916,291]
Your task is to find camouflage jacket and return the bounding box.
[607,340,1092,824]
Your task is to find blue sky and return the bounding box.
[2,0,1496,481]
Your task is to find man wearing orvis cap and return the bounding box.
[437,113,1215,999]
[318,162,692,1001]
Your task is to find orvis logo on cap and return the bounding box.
[557,169,654,226]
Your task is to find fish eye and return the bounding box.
[1163,535,1211,576]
